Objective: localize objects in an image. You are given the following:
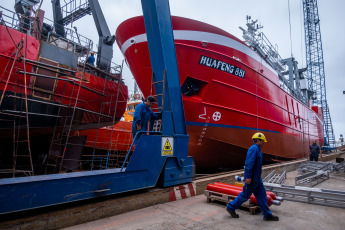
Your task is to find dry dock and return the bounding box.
[1,152,344,230]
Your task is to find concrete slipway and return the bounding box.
[1,152,344,230]
[64,153,345,230]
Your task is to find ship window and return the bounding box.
[181,77,200,96]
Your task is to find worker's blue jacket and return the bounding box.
[244,144,263,182]
[228,143,273,218]
[309,144,321,157]
[86,55,95,66]
[132,102,158,139]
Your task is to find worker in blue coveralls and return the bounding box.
[86,51,95,66]
[309,140,322,161]
[226,132,279,221]
[132,96,159,141]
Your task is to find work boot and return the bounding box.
[226,208,239,218]
[263,214,279,221]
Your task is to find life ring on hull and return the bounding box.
[134,94,140,99]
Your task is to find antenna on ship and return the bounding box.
[239,16,309,105]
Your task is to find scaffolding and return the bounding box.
[303,0,335,148]
[0,5,129,177]
[0,38,35,177]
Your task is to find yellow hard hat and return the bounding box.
[252,132,267,142]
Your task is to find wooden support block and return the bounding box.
[204,190,261,215]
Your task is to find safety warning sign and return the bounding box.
[162,137,173,156]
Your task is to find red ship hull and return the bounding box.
[74,121,133,152]
[0,25,128,134]
[115,16,324,171]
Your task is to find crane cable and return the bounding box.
[288,0,293,57]
[299,0,305,67]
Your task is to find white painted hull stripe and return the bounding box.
[120,30,277,74]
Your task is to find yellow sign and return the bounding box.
[162,137,173,156]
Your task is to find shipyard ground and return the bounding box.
[65,187,345,230]
[64,153,345,230]
[1,152,344,230]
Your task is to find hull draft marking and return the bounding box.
[197,119,210,146]
[199,107,207,120]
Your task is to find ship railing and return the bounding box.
[61,0,89,15]
[253,33,310,104]
[110,62,123,76]
[0,6,31,32]
[0,5,43,40]
[77,51,124,80]
[43,17,93,54]
[1,5,122,78]
[0,6,93,56]
[241,23,285,72]
[60,0,91,26]
[77,57,124,82]
[256,32,285,72]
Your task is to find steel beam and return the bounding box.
[141,0,187,136]
[88,0,115,72]
[51,0,65,37]
[0,135,194,214]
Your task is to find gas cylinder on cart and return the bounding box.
[214,182,279,201]
[206,183,276,207]
[233,176,284,202]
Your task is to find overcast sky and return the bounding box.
[2,0,344,141]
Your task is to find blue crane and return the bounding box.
[0,0,194,214]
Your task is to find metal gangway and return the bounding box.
[297,161,334,173]
[295,161,344,187]
[264,182,345,208]
[262,170,286,184]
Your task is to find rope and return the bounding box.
[23,33,35,175]
[299,0,305,67]
[256,62,259,131]
[0,39,24,106]
[34,0,44,18]
[288,0,294,57]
